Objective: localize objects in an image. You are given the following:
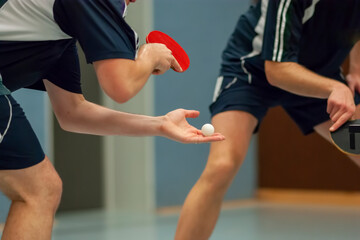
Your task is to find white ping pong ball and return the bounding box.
[201,123,215,136]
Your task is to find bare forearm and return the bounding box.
[45,80,225,144]
[265,61,345,99]
[61,100,163,136]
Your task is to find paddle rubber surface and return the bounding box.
[146,30,190,72]
[331,119,360,155]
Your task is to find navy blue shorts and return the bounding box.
[0,95,45,170]
[210,74,360,135]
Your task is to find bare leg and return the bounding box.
[175,111,258,240]
[0,157,62,240]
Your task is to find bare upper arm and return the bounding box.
[264,60,300,86]
[93,58,137,103]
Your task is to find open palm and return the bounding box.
[160,109,225,143]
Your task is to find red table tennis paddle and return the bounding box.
[331,119,360,155]
[146,30,190,72]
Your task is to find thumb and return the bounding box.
[184,110,200,118]
[171,58,183,72]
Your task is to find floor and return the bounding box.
[1,202,359,239]
[50,203,360,240]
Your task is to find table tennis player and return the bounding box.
[0,0,225,239]
[175,1,360,239]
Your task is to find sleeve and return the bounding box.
[53,0,138,63]
[43,41,82,94]
[262,0,312,63]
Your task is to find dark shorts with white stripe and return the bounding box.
[0,95,45,170]
[210,74,360,135]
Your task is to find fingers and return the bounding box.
[184,110,200,118]
[327,85,356,132]
[156,55,182,74]
[155,44,182,73]
[330,114,351,132]
[171,58,183,72]
[153,62,171,75]
[186,133,226,144]
[197,135,226,143]
[146,43,173,74]
[326,103,333,116]
[328,104,343,122]
[156,43,182,72]
[329,107,353,131]
[189,128,225,143]
[328,112,351,131]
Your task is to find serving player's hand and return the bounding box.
[137,43,182,75]
[159,109,225,144]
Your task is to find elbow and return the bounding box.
[95,58,144,104]
[114,97,130,104]
[265,61,280,87]
[100,77,136,104]
[57,117,73,132]
[114,88,133,103]
[54,110,78,132]
[106,87,133,104]
[265,60,293,87]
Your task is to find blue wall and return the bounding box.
[0,90,49,222]
[154,0,257,207]
[12,90,50,150]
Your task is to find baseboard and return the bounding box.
[156,205,182,215]
[257,188,360,206]
[157,199,257,215]
[157,189,360,215]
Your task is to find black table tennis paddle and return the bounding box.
[331,119,360,155]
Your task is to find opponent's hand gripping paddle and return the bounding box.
[331,119,360,155]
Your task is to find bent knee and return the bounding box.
[19,169,63,209]
[202,154,245,190]
[208,150,245,175]
[44,173,63,203]
[0,158,63,211]
[210,160,238,177]
[31,172,63,208]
